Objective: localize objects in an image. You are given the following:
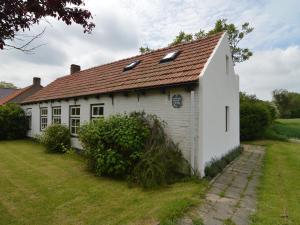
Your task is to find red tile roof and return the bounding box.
[0,86,32,105]
[23,32,223,104]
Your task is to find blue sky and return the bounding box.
[0,0,299,100]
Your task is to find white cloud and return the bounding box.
[236,46,300,100]
[0,0,299,100]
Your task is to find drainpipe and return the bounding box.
[190,90,196,172]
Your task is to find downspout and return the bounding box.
[190,90,196,172]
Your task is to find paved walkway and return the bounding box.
[178,145,265,225]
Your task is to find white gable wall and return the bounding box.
[24,86,199,163]
[198,33,240,174]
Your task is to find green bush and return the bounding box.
[0,103,28,140]
[40,124,71,153]
[79,112,191,187]
[240,101,272,141]
[205,146,243,179]
[79,113,150,178]
[131,142,190,188]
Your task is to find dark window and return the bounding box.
[40,107,48,131]
[226,55,229,75]
[25,108,32,130]
[123,60,140,71]
[70,106,80,136]
[91,104,104,120]
[52,107,61,124]
[225,106,230,132]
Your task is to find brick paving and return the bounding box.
[178,145,265,225]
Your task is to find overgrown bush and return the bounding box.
[240,102,272,140]
[79,113,150,177]
[205,146,243,179]
[79,112,191,187]
[40,124,71,153]
[0,103,28,140]
[240,92,277,141]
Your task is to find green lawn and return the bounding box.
[0,140,206,225]
[250,140,300,225]
[269,118,300,139]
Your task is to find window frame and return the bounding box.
[69,105,80,137]
[52,106,62,124]
[225,106,230,132]
[40,107,48,131]
[90,103,104,120]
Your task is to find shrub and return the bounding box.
[131,142,190,188]
[205,146,243,179]
[0,103,28,140]
[240,102,272,141]
[79,112,191,187]
[40,124,71,153]
[79,114,150,177]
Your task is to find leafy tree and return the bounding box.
[139,46,153,54]
[273,89,300,118]
[140,19,254,64]
[0,81,17,88]
[0,0,94,52]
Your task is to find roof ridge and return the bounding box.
[56,32,224,80]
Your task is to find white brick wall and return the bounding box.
[23,86,198,163]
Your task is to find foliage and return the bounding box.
[272,89,300,118]
[0,0,94,51]
[0,103,28,140]
[204,146,243,179]
[140,19,254,64]
[240,92,277,141]
[0,140,206,225]
[265,119,300,140]
[0,81,17,88]
[131,142,191,188]
[79,113,150,178]
[139,46,153,54]
[40,124,71,153]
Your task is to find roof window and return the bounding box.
[160,50,180,63]
[123,60,140,71]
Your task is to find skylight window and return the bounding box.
[123,60,140,71]
[160,50,180,63]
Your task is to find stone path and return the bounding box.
[178,145,265,225]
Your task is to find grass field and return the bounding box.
[250,140,300,225]
[268,118,300,140]
[0,140,206,225]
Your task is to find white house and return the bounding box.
[22,32,240,176]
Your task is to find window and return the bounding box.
[123,60,140,71]
[52,107,61,124]
[91,104,104,120]
[226,55,229,75]
[160,50,180,63]
[25,108,32,130]
[40,107,48,131]
[225,106,230,132]
[70,106,80,136]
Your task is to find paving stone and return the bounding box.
[177,145,265,225]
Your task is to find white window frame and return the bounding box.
[52,106,61,124]
[25,108,32,130]
[91,104,104,120]
[40,107,48,131]
[70,106,80,136]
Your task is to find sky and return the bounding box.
[0,0,299,100]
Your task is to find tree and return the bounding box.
[139,46,153,54]
[139,19,254,64]
[0,81,17,88]
[0,0,95,52]
[273,89,300,118]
